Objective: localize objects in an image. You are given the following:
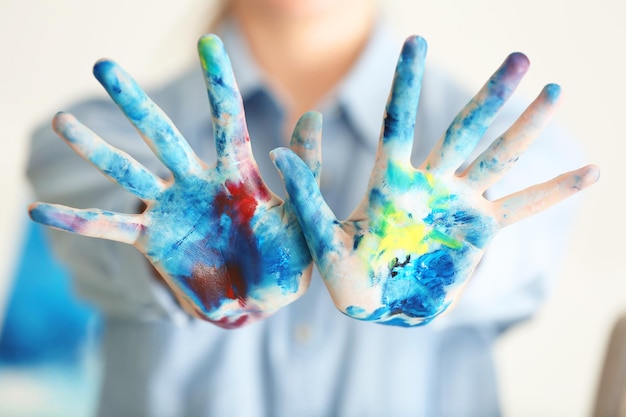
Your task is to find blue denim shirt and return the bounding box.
[27,17,586,417]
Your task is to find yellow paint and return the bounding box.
[377,211,429,256]
[427,229,462,249]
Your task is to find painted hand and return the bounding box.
[28,35,322,329]
[271,36,600,327]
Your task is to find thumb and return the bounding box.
[270,147,342,264]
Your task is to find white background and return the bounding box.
[0,1,624,416]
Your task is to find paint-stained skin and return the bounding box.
[29,34,599,329]
[272,35,600,327]
[28,35,322,329]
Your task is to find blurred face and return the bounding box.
[231,0,363,20]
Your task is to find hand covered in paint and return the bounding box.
[28,35,322,329]
[272,35,600,327]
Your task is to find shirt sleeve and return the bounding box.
[26,97,189,323]
[414,65,589,332]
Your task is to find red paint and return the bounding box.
[224,179,258,223]
[190,262,248,309]
[187,172,270,327]
[192,305,250,330]
[213,314,250,329]
[222,169,271,224]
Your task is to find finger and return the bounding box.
[424,52,530,175]
[270,147,343,264]
[493,164,600,227]
[53,112,165,201]
[198,34,254,175]
[93,59,204,178]
[463,83,562,191]
[29,202,144,245]
[378,35,427,166]
[289,111,323,183]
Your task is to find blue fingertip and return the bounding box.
[269,147,290,171]
[270,147,310,176]
[93,59,119,90]
[402,35,428,59]
[543,83,562,103]
[28,204,46,224]
[29,204,87,233]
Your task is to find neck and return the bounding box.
[230,0,376,134]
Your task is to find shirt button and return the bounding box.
[294,324,312,344]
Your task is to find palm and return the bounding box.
[272,36,599,327]
[29,35,321,329]
[326,168,498,326]
[136,166,311,329]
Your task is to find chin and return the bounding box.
[238,0,347,19]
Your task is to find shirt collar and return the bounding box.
[335,19,403,149]
[215,18,270,101]
[215,16,403,148]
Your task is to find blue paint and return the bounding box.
[271,147,338,269]
[28,37,319,328]
[95,59,200,179]
[425,207,493,249]
[439,53,529,168]
[353,233,364,250]
[346,305,366,317]
[94,60,148,123]
[382,36,427,147]
[29,205,91,233]
[384,162,431,193]
[544,83,561,102]
[343,250,459,326]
